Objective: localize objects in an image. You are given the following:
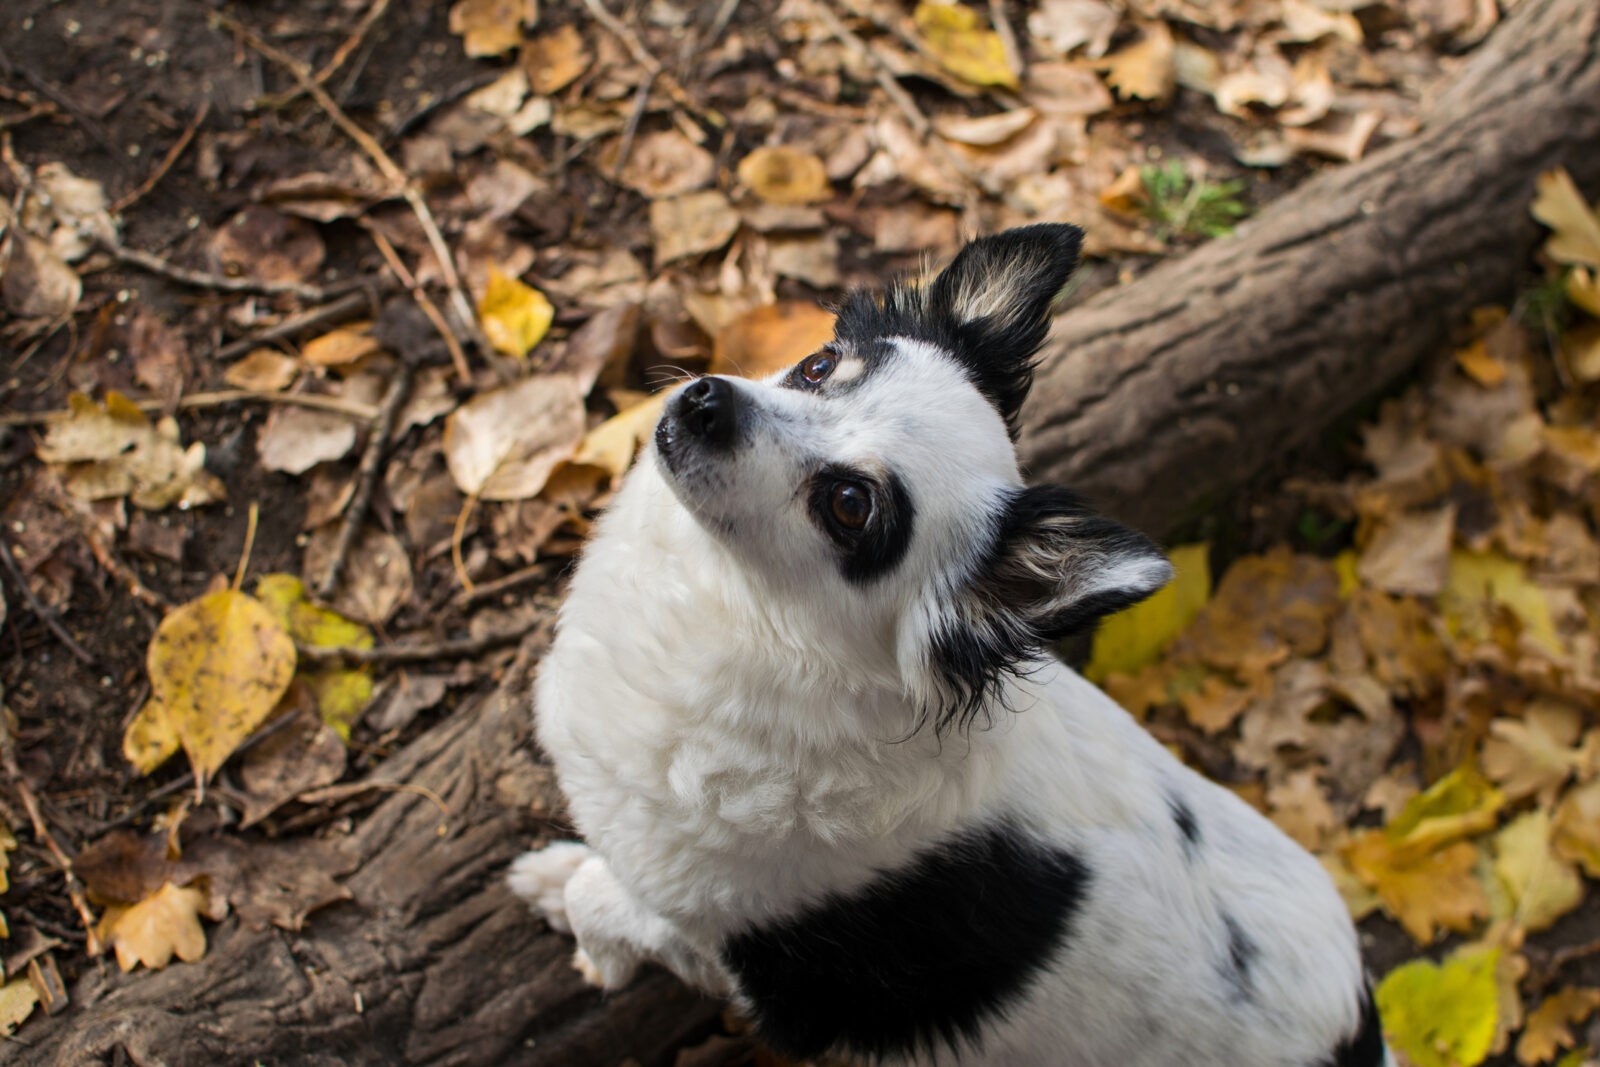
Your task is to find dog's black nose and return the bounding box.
[676,376,738,447]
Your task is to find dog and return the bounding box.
[510,224,1387,1066]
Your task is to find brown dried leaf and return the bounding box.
[2,233,81,319]
[711,303,838,380]
[650,191,741,264]
[449,0,536,58]
[224,350,300,393]
[1098,22,1175,102]
[1028,0,1119,58]
[738,146,832,206]
[1267,768,1339,851]
[255,406,358,475]
[1357,505,1455,597]
[610,130,715,199]
[303,524,413,626]
[523,24,590,94]
[208,206,325,288]
[96,881,219,972]
[1515,987,1600,1066]
[442,374,586,500]
[238,708,347,827]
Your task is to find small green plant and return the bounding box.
[1515,267,1573,347]
[1139,161,1249,242]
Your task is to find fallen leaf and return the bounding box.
[1531,168,1600,268]
[1357,505,1455,597]
[522,24,590,94]
[1567,268,1600,318]
[302,525,413,626]
[224,350,300,392]
[559,391,669,487]
[255,406,358,475]
[255,574,375,735]
[1280,0,1362,43]
[208,205,324,289]
[738,146,832,205]
[1098,21,1175,102]
[449,0,536,58]
[2,233,81,319]
[1284,110,1383,163]
[34,161,117,262]
[96,881,219,972]
[914,1,1018,89]
[1481,701,1592,804]
[1441,549,1562,658]
[71,829,176,906]
[1493,810,1585,933]
[443,373,586,500]
[1027,0,1118,57]
[479,267,554,359]
[1267,768,1338,851]
[1553,778,1600,878]
[1087,543,1210,682]
[933,108,1038,147]
[610,130,714,199]
[147,588,297,782]
[0,977,38,1036]
[650,191,742,264]
[123,698,180,776]
[1516,987,1600,1066]
[548,303,638,394]
[1385,764,1505,856]
[766,233,842,289]
[301,324,381,367]
[1376,947,1500,1067]
[37,394,224,511]
[1456,337,1510,387]
[710,302,837,379]
[237,706,347,826]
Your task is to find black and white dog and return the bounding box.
[511,224,1388,1066]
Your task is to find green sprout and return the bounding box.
[1139,161,1250,242]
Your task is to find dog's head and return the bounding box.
[651,224,1172,732]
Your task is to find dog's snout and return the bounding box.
[677,376,738,447]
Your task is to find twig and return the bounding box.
[0,46,125,170]
[262,0,393,110]
[579,0,720,125]
[0,535,94,665]
[608,71,659,199]
[0,713,102,955]
[316,362,413,600]
[94,234,347,302]
[987,0,1025,83]
[111,101,209,214]
[296,614,551,667]
[452,561,559,610]
[210,12,484,361]
[57,506,170,612]
[0,388,380,428]
[215,288,379,362]
[362,223,470,379]
[232,502,260,592]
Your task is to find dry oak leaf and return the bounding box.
[443,373,586,501]
[1481,701,1594,804]
[449,0,536,58]
[1553,778,1600,879]
[1357,505,1455,598]
[1516,987,1600,1066]
[96,881,223,972]
[523,24,590,95]
[147,589,297,782]
[913,2,1019,89]
[479,267,554,359]
[1492,810,1585,933]
[650,191,742,265]
[1266,768,1338,852]
[711,302,838,380]
[738,146,832,206]
[1531,168,1600,268]
[1098,21,1175,102]
[1376,947,1500,1067]
[610,130,715,199]
[1027,0,1119,58]
[37,392,225,510]
[1,232,81,319]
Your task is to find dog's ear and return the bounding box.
[929,485,1171,732]
[927,223,1083,435]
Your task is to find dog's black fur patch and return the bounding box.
[721,819,1091,1061]
[1325,983,1386,1067]
[1169,793,1201,854]
[1221,913,1258,1000]
[831,223,1082,438]
[808,466,916,585]
[929,485,1169,733]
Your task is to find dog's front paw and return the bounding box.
[571,945,640,990]
[507,841,593,933]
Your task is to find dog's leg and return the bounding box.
[561,854,730,995]
[507,840,593,933]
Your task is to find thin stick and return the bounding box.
[451,492,480,596]
[579,0,719,125]
[59,508,170,612]
[211,12,484,360]
[94,234,345,302]
[0,46,124,169]
[0,535,94,665]
[295,614,549,667]
[452,561,557,609]
[263,0,393,109]
[363,223,470,379]
[0,714,102,955]
[232,502,260,592]
[215,289,378,362]
[316,362,413,600]
[608,72,658,197]
[0,388,380,429]
[111,101,209,215]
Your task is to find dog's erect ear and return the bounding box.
[927,223,1083,435]
[929,485,1171,732]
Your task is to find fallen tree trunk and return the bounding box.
[15,1,1600,1064]
[1021,0,1600,538]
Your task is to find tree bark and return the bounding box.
[1020,0,1600,538]
[13,1,1599,1064]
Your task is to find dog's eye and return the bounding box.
[799,351,837,385]
[830,482,872,530]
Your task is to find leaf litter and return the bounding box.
[0,0,1570,1056]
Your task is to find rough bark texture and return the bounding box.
[15,639,722,1067]
[1020,0,1600,537]
[14,1,1600,1064]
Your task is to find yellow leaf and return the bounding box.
[561,391,669,487]
[1517,987,1600,1066]
[1531,168,1600,268]
[1441,549,1562,658]
[96,881,212,972]
[0,976,38,1036]
[1553,778,1600,878]
[255,574,375,738]
[123,697,180,776]
[1087,542,1210,682]
[710,302,839,379]
[1345,831,1488,944]
[147,589,297,781]
[1376,947,1500,1067]
[1493,811,1585,932]
[479,267,554,359]
[737,146,832,205]
[1098,21,1175,102]
[1568,267,1600,318]
[1385,764,1505,855]
[913,2,1019,89]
